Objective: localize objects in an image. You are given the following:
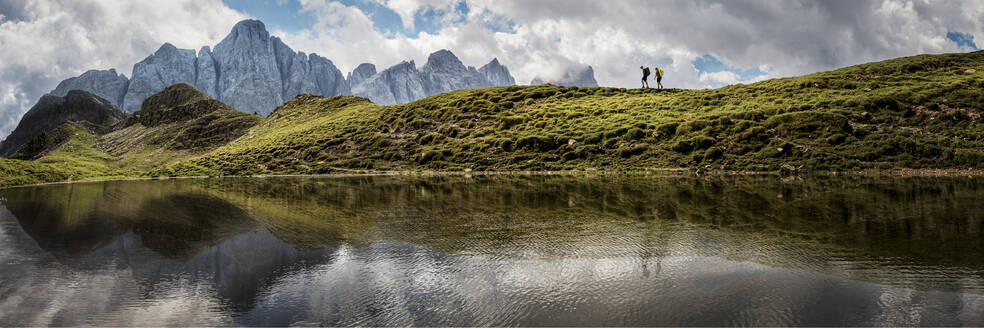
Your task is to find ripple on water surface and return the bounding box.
[0,175,982,325]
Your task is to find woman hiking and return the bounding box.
[654,66,664,89]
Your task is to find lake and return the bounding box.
[1,175,982,326]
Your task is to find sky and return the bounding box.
[0,0,982,140]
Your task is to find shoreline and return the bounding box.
[4,167,984,189]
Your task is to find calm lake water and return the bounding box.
[1,175,983,326]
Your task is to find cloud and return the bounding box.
[275,0,981,93]
[372,0,461,30]
[699,71,741,87]
[0,0,247,140]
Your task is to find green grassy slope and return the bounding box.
[1,84,261,186]
[163,50,984,176]
[96,84,262,172]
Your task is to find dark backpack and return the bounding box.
[643,67,651,75]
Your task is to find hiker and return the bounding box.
[640,66,650,88]
[654,66,664,89]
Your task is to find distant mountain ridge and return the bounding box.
[350,50,516,105]
[531,65,599,87]
[48,19,518,115]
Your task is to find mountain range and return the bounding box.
[47,19,536,115]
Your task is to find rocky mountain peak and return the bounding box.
[52,69,130,107]
[226,19,270,42]
[479,58,515,86]
[155,42,179,55]
[347,63,377,87]
[424,49,464,71]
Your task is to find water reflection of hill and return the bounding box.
[198,175,984,292]
[1,175,983,295]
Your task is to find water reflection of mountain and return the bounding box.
[0,184,337,313]
[2,175,983,296]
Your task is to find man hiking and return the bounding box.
[654,66,664,89]
[640,66,650,88]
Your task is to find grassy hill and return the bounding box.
[1,84,260,186]
[161,50,984,176]
[2,51,984,186]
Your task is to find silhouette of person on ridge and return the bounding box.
[640,66,651,88]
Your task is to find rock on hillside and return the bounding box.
[0,90,127,157]
[531,65,599,87]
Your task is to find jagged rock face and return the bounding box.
[420,49,490,96]
[51,69,129,107]
[282,52,349,102]
[346,63,376,87]
[352,50,518,105]
[123,43,198,111]
[479,58,516,87]
[0,90,127,157]
[195,46,219,97]
[44,20,515,119]
[48,19,350,117]
[353,61,426,105]
[212,20,288,115]
[530,65,599,87]
[214,20,284,113]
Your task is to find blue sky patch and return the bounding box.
[947,31,979,51]
[223,0,473,37]
[222,0,314,34]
